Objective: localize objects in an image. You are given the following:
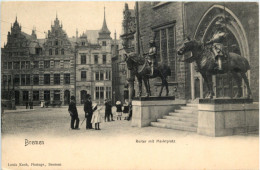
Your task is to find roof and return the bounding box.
[21,32,33,40]
[86,30,99,44]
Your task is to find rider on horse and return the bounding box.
[147,39,158,76]
[206,18,227,71]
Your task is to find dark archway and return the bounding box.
[80,90,87,104]
[64,90,70,105]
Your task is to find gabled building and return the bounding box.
[75,8,113,105]
[1,15,76,105]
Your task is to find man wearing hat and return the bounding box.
[148,39,158,76]
[68,96,79,130]
[84,94,96,129]
[206,18,227,71]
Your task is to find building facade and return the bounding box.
[75,9,113,105]
[2,10,117,106]
[1,16,76,105]
[121,2,259,101]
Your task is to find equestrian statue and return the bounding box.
[177,35,252,99]
[124,41,171,97]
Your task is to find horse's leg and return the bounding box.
[146,78,151,96]
[137,76,142,97]
[241,72,252,98]
[165,79,169,96]
[201,73,214,99]
[159,78,164,97]
[143,78,150,97]
[231,71,242,98]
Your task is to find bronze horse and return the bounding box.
[177,38,252,98]
[124,52,171,97]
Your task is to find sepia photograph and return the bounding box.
[1,1,259,169]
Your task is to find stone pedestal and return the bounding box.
[197,98,259,137]
[131,96,186,127]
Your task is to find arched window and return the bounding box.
[55,48,58,55]
[61,49,64,55]
[49,49,52,55]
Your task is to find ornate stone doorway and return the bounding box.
[192,5,250,99]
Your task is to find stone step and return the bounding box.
[186,103,198,107]
[163,115,198,123]
[151,122,197,132]
[174,109,198,114]
[180,106,198,110]
[157,119,197,127]
[169,112,198,118]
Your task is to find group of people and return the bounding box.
[68,94,132,131]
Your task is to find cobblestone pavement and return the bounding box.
[2,106,259,169]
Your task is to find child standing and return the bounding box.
[91,103,103,130]
[116,101,122,120]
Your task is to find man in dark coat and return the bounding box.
[68,96,79,129]
[105,99,114,122]
[84,94,96,129]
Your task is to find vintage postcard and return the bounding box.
[1,1,259,169]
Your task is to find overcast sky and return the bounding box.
[1,1,135,47]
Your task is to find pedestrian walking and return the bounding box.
[84,94,96,129]
[116,101,122,120]
[91,103,103,130]
[68,96,80,130]
[105,99,114,121]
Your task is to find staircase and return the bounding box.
[151,103,198,132]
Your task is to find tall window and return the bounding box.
[154,24,176,80]
[44,74,50,85]
[103,55,106,64]
[33,75,39,85]
[14,75,20,86]
[55,40,58,46]
[21,74,26,85]
[54,74,60,85]
[44,61,50,68]
[81,71,86,81]
[64,60,70,68]
[61,49,64,55]
[26,74,30,85]
[95,72,99,81]
[33,91,39,101]
[54,60,60,68]
[95,87,100,100]
[64,74,70,84]
[102,41,106,46]
[44,91,50,101]
[21,61,26,69]
[100,72,104,80]
[49,49,52,55]
[54,90,60,101]
[106,87,111,99]
[3,62,7,69]
[94,55,98,64]
[105,71,111,80]
[55,48,58,55]
[81,55,86,64]
[8,62,12,69]
[13,61,20,69]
